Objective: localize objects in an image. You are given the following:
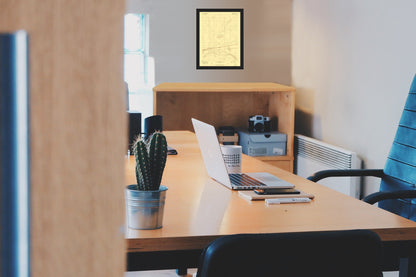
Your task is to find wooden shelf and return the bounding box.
[256,155,294,172]
[152,82,295,92]
[153,82,295,172]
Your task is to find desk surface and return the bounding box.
[125,131,416,253]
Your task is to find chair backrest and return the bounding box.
[196,230,382,277]
[380,74,416,220]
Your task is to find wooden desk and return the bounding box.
[125,131,416,273]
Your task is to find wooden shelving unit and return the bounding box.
[153,82,295,172]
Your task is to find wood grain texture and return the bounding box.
[126,131,416,253]
[256,157,293,172]
[153,83,295,171]
[1,1,126,276]
[153,82,295,92]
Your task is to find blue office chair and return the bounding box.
[196,230,382,277]
[308,74,416,221]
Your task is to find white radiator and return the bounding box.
[294,135,362,198]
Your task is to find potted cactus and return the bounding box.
[125,132,168,230]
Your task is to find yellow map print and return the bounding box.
[199,12,241,67]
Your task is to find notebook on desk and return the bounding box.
[238,190,315,201]
[191,118,295,190]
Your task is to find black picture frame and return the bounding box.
[196,9,244,70]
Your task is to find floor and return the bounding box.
[384,272,399,277]
[125,269,197,277]
[125,269,397,277]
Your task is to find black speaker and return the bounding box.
[144,115,163,139]
[128,111,141,154]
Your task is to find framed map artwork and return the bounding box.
[196,9,244,69]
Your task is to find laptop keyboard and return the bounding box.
[229,173,266,189]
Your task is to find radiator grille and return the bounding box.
[295,136,353,169]
[294,135,362,198]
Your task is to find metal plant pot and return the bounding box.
[125,185,168,230]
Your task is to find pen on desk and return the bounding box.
[265,198,311,206]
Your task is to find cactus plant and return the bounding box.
[133,132,168,190]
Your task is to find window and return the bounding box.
[124,13,154,120]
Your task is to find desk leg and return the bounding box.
[399,257,416,277]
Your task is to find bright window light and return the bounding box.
[123,13,154,120]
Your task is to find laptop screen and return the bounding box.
[191,118,232,187]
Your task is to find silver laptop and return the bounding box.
[191,118,295,190]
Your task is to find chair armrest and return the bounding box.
[307,169,385,182]
[363,190,416,205]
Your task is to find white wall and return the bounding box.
[292,0,416,195]
[126,0,292,85]
[125,0,416,196]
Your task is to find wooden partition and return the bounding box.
[153,83,295,171]
[0,1,126,276]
